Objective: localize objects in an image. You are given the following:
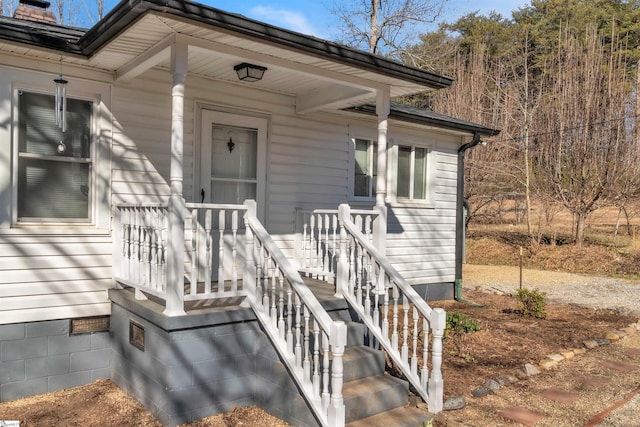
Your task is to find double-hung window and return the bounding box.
[16,91,92,223]
[353,138,377,198]
[396,144,429,201]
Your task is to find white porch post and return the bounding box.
[164,42,188,316]
[374,87,390,256]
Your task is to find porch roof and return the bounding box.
[348,102,501,136]
[0,0,456,114]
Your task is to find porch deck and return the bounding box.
[114,276,347,321]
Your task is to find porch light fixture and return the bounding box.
[54,72,68,132]
[233,62,267,82]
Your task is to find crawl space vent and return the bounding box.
[70,316,110,335]
[129,320,145,351]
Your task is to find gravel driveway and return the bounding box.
[462,264,640,316]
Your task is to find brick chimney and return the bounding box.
[13,0,57,24]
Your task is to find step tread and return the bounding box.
[346,405,433,427]
[343,373,408,397]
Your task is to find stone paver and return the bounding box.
[625,348,640,357]
[600,359,638,373]
[497,407,545,426]
[538,387,581,404]
[578,375,611,387]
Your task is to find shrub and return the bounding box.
[515,288,547,319]
[445,311,481,336]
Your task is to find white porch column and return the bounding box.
[374,87,390,255]
[164,42,188,316]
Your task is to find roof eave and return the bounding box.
[348,105,501,136]
[77,0,453,89]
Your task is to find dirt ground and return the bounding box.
[1,283,637,427]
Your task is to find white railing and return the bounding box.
[244,201,347,427]
[113,202,250,301]
[113,201,347,426]
[113,204,169,299]
[296,208,379,284]
[334,204,446,414]
[185,202,249,300]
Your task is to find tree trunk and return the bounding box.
[575,211,587,247]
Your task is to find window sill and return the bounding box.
[2,225,111,236]
[388,200,436,209]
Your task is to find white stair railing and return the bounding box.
[244,201,347,427]
[296,208,378,293]
[335,204,447,414]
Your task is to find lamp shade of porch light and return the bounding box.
[233,62,267,82]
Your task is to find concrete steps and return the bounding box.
[346,405,434,427]
[335,316,431,426]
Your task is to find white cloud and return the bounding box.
[248,6,325,37]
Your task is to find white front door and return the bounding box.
[200,110,267,217]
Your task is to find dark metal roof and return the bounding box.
[0,0,453,89]
[348,102,501,136]
[0,15,85,53]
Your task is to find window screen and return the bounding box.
[17,92,92,221]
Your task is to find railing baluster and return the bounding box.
[392,284,399,351]
[122,208,131,281]
[308,215,315,269]
[295,294,302,365]
[190,209,198,295]
[141,209,150,285]
[278,272,285,340]
[421,318,429,390]
[204,210,212,295]
[321,331,330,412]
[303,305,311,382]
[301,222,309,270]
[412,306,419,376]
[231,210,238,293]
[312,319,320,397]
[402,296,409,363]
[132,211,140,283]
[286,280,294,353]
[150,208,159,288]
[260,245,273,313]
[217,210,226,293]
[271,261,278,329]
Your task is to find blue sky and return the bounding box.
[97,0,529,39]
[198,0,530,39]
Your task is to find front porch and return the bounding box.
[111,200,446,426]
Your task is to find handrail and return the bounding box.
[336,204,446,413]
[244,201,347,427]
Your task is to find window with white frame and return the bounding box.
[353,138,377,198]
[396,144,429,201]
[16,91,92,222]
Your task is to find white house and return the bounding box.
[0,0,498,426]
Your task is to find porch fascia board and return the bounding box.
[115,33,176,82]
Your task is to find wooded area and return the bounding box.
[409,0,640,246]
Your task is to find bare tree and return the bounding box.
[534,24,632,246]
[331,0,446,57]
[1,0,17,16]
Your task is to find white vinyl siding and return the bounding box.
[386,148,460,284]
[0,63,112,324]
